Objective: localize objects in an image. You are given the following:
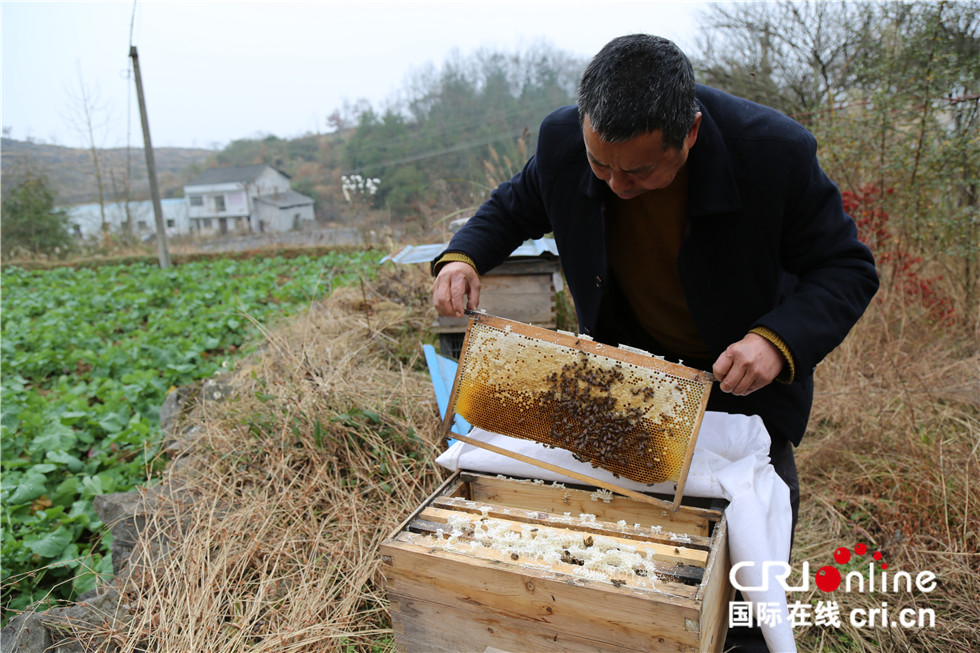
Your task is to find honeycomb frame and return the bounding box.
[442,312,714,498]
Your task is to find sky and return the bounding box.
[1,0,710,150]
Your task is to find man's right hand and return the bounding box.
[432,261,481,317]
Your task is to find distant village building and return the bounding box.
[64,165,315,241]
[66,198,189,240]
[182,164,315,235]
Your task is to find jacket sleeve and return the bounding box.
[752,133,879,376]
[432,153,553,276]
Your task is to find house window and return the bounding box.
[214,195,226,212]
[137,221,148,231]
[166,219,175,228]
[189,195,203,206]
[203,219,213,229]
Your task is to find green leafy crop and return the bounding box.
[0,250,381,621]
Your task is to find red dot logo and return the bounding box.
[816,542,888,592]
[815,565,842,592]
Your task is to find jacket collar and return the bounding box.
[581,171,608,200]
[686,94,741,217]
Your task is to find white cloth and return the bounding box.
[435,411,797,653]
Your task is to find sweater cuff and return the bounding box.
[431,252,478,277]
[749,326,796,384]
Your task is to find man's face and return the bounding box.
[582,113,702,200]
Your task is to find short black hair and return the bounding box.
[578,34,698,149]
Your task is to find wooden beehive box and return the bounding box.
[381,470,733,653]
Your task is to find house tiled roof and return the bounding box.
[185,164,289,187]
[253,189,314,209]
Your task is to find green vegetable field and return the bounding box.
[0,250,382,620]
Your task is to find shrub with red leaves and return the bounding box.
[844,185,955,323]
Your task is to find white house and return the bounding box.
[182,164,315,235]
[66,198,189,240]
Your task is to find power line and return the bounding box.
[346,99,556,157]
[339,100,559,177]
[342,129,529,176]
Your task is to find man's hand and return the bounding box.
[712,333,784,396]
[432,261,481,317]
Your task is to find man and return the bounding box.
[431,34,878,651]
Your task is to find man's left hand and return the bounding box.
[712,333,784,396]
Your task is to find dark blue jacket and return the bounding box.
[438,85,878,446]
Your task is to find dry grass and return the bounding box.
[793,288,979,652]
[82,263,449,652]
[73,259,978,652]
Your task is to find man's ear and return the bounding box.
[686,112,703,150]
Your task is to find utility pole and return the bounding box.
[129,45,171,268]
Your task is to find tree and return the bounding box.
[691,0,980,305]
[341,43,584,220]
[691,0,859,117]
[65,66,111,233]
[1,172,75,258]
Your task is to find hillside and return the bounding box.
[1,138,214,206]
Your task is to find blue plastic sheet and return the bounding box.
[422,344,471,445]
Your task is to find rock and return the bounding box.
[40,588,126,652]
[159,383,201,453]
[159,384,196,440]
[200,376,233,404]
[1,610,53,653]
[93,492,147,578]
[0,587,127,653]
[161,379,234,454]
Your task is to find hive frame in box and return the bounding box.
[441,311,714,512]
[381,470,734,653]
